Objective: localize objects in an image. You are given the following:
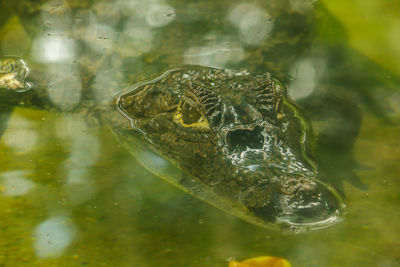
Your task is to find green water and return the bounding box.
[1,0,400,266]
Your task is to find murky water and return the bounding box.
[1,0,400,266]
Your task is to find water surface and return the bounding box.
[1,0,400,266]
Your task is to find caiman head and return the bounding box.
[114,66,344,232]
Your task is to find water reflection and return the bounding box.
[32,34,77,63]
[56,115,100,205]
[119,24,155,56]
[289,0,316,14]
[183,42,244,68]
[2,114,38,153]
[46,64,82,111]
[40,0,73,33]
[33,215,76,258]
[0,0,400,266]
[288,57,325,100]
[91,2,121,26]
[386,91,400,118]
[83,23,116,53]
[0,170,34,197]
[227,4,273,45]
[145,3,176,27]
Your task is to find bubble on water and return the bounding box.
[2,115,38,153]
[33,215,76,258]
[183,42,244,68]
[227,4,273,45]
[288,58,325,100]
[146,3,176,27]
[31,34,77,63]
[1,170,35,197]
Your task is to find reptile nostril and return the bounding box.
[226,125,264,152]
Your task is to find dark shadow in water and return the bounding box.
[295,4,400,196]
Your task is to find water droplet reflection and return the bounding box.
[33,215,76,258]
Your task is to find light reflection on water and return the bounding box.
[183,42,244,68]
[56,115,100,205]
[2,114,38,153]
[288,57,325,100]
[0,170,34,197]
[0,0,400,266]
[33,215,76,258]
[227,3,273,45]
[32,35,77,63]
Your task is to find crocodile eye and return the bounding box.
[173,98,210,130]
[180,101,202,124]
